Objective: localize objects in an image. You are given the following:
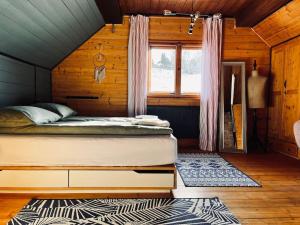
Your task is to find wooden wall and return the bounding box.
[223,19,270,138]
[149,17,270,76]
[253,0,300,47]
[52,16,270,118]
[52,19,129,116]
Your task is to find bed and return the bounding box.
[0,105,177,197]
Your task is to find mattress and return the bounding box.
[0,117,172,135]
[0,134,177,166]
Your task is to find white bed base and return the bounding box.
[0,165,176,197]
[0,134,177,197]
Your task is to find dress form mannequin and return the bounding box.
[247,60,267,151]
[247,69,267,109]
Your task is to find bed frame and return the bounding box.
[0,164,176,198]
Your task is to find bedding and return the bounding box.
[0,109,34,127]
[64,116,170,127]
[0,117,172,135]
[0,104,176,167]
[131,118,170,127]
[0,134,177,166]
[0,106,60,127]
[33,103,77,118]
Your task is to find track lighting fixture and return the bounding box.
[163,0,221,34]
[163,10,211,35]
[187,13,201,35]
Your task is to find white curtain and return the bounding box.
[128,15,149,117]
[199,14,223,151]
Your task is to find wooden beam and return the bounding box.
[95,0,123,24]
[236,0,292,27]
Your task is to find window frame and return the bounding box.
[148,41,202,99]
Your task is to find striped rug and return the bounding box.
[8,197,240,225]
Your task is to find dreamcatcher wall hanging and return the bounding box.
[93,44,106,83]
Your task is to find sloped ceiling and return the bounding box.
[0,0,105,69]
[253,0,300,47]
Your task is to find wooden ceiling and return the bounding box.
[116,0,292,27]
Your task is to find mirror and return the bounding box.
[219,62,247,153]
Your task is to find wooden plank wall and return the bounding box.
[223,19,270,138]
[149,17,270,139]
[52,16,270,116]
[253,0,300,47]
[52,19,130,116]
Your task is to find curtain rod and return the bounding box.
[124,13,222,18]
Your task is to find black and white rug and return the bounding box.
[8,198,240,225]
[176,153,260,187]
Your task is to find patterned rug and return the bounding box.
[176,153,260,187]
[8,198,240,225]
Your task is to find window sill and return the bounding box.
[147,95,200,106]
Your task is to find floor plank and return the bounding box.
[173,152,300,224]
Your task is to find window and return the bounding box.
[149,43,202,97]
[181,48,202,93]
[150,47,176,93]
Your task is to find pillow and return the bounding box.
[0,109,34,127]
[33,103,77,119]
[4,106,61,125]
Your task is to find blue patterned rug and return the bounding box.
[176,153,260,187]
[8,198,240,225]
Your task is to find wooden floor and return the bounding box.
[1,152,300,225]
